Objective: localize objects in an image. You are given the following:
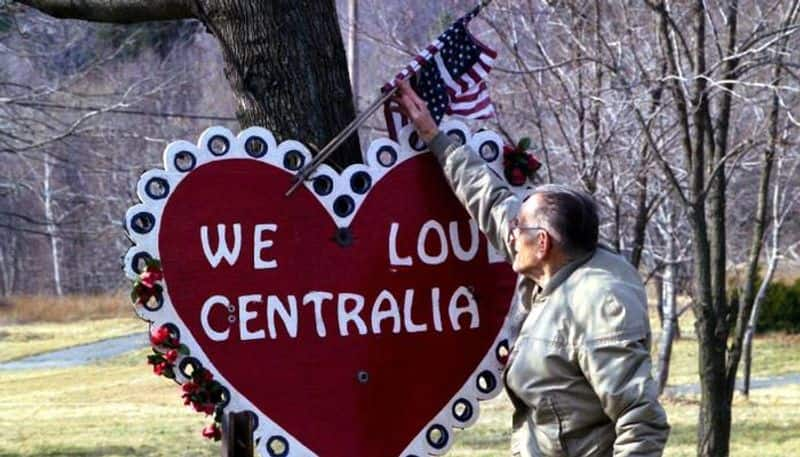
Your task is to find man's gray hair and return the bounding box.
[528,184,599,256]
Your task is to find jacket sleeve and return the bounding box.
[428,131,521,263]
[576,293,670,456]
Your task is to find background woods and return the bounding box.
[1,1,800,456]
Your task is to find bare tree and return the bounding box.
[15,0,362,166]
[742,143,800,395]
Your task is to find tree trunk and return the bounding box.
[347,0,359,105]
[196,0,361,168]
[742,256,777,396]
[656,257,678,394]
[43,156,63,296]
[743,154,787,395]
[655,274,664,328]
[18,0,362,166]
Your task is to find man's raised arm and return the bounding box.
[391,79,520,263]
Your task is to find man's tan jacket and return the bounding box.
[428,132,670,457]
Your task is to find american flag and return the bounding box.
[383,4,498,141]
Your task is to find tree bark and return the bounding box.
[347,0,359,105]
[18,0,195,22]
[196,0,361,166]
[19,0,362,167]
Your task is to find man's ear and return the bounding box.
[537,230,550,258]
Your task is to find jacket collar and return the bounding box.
[538,248,596,297]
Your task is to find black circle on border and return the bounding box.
[244,410,259,431]
[208,135,230,156]
[174,151,196,172]
[141,292,164,311]
[162,322,181,343]
[313,175,333,196]
[131,252,153,275]
[376,146,398,167]
[447,129,467,146]
[350,171,372,195]
[426,424,449,450]
[476,370,498,394]
[478,141,499,162]
[145,177,170,200]
[266,435,289,457]
[496,339,510,363]
[408,132,427,151]
[217,385,231,408]
[283,151,305,171]
[131,212,155,235]
[452,398,474,423]
[245,136,268,158]
[178,356,201,379]
[333,195,355,217]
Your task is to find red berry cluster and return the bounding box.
[502,137,541,186]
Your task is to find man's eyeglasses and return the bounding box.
[507,218,547,245]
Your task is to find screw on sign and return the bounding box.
[125,123,530,457]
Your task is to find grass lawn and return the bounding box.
[1,341,799,457]
[1,294,798,456]
[0,318,144,363]
[648,301,800,387]
[0,294,144,363]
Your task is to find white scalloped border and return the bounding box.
[123,122,532,457]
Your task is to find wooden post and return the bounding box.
[222,412,254,457]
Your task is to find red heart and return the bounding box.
[154,148,515,456]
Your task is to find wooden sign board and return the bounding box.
[124,122,528,456]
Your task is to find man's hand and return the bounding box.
[391,79,440,143]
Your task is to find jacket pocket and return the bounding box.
[532,397,569,457]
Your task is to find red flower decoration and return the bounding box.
[510,168,525,186]
[165,349,178,363]
[153,361,168,376]
[131,258,163,306]
[140,270,163,289]
[202,423,222,441]
[502,137,541,186]
[150,326,172,346]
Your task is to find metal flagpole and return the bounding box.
[285,86,399,197]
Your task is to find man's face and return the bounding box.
[510,195,548,279]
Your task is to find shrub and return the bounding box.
[757,278,800,333]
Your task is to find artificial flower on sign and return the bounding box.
[502,136,541,186]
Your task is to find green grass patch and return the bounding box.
[1,346,799,457]
[648,301,800,387]
[0,348,216,457]
[0,318,144,363]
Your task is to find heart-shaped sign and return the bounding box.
[124,122,529,456]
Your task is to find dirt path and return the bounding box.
[0,332,147,370]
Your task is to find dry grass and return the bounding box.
[0,293,144,363]
[0,293,131,325]
[0,318,144,363]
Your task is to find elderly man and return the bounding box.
[392,80,670,457]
